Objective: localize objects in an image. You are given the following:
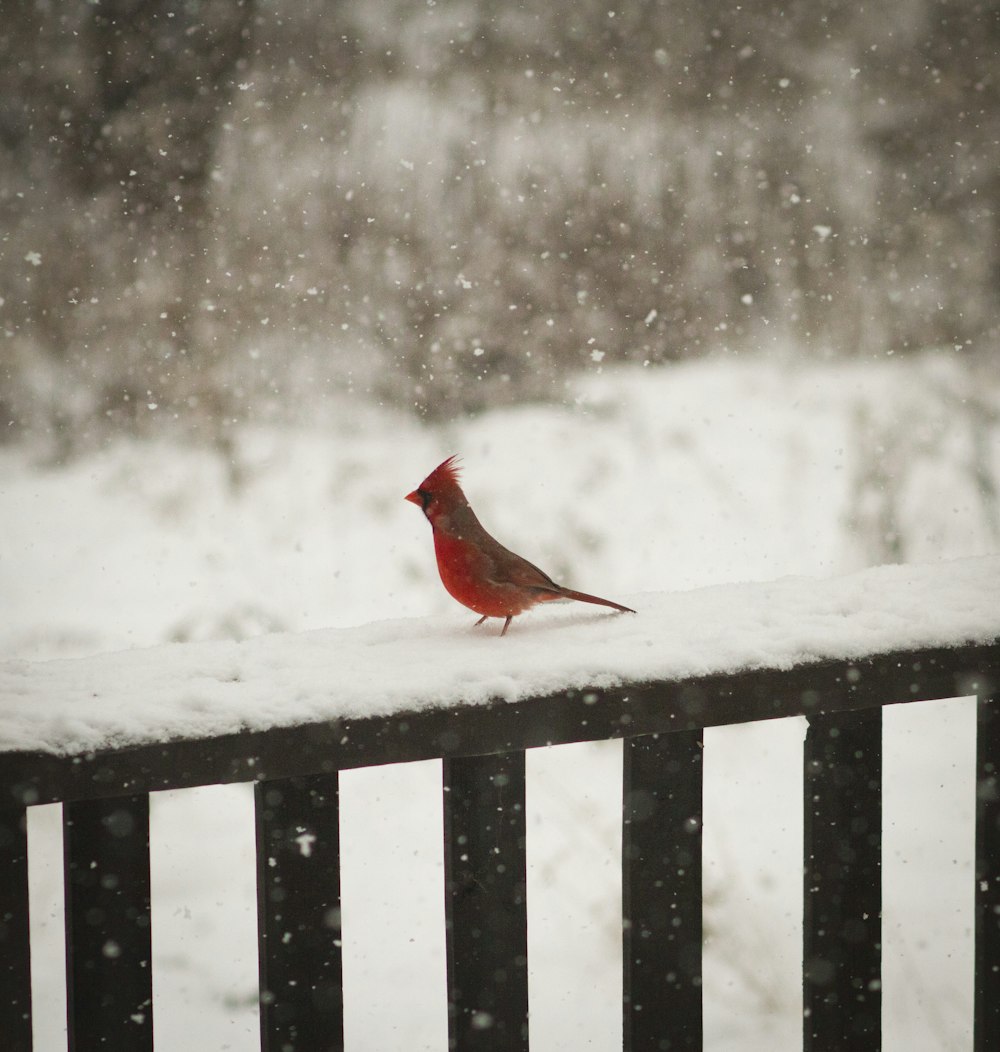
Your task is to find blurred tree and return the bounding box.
[0,0,996,445]
[863,0,1000,352]
[0,0,253,447]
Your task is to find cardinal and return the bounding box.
[406,456,635,636]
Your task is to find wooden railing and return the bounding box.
[1,640,998,1051]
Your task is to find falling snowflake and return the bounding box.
[295,831,317,858]
[24,251,42,267]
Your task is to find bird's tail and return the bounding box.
[556,587,636,615]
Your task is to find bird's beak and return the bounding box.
[405,490,421,505]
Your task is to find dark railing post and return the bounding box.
[0,804,32,1052]
[443,752,528,1051]
[64,794,153,1052]
[803,708,882,1051]
[975,692,1000,1052]
[622,730,704,1051]
[255,773,343,1052]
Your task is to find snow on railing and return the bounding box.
[1,558,999,1051]
[2,555,998,757]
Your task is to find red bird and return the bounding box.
[406,456,635,636]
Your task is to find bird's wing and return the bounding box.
[480,535,563,594]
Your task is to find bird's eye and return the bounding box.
[417,487,432,510]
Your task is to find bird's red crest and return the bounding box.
[423,455,462,490]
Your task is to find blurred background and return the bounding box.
[2,0,998,446]
[3,1,999,1049]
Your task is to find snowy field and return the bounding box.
[3,354,998,1050]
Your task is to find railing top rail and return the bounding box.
[3,639,997,809]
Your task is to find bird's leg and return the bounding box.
[474,615,488,627]
[501,616,512,636]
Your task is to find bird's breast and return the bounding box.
[432,530,539,617]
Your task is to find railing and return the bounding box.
[1,639,998,1051]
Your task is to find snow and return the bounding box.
[2,555,997,756]
[5,354,997,663]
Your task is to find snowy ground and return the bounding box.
[4,354,997,1050]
